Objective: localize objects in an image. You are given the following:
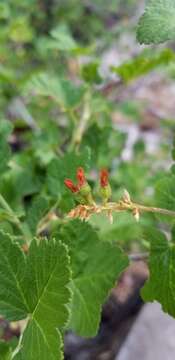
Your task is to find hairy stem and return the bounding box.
[37,192,175,236]
[108,201,175,217]
[132,203,175,217]
[67,197,175,222]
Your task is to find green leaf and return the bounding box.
[111,49,175,82]
[0,165,42,213]
[81,61,102,84]
[25,73,85,109]
[0,340,12,360]
[0,120,13,138]
[17,321,63,360]
[137,0,175,44]
[58,221,129,337]
[81,125,126,167]
[47,147,91,198]
[18,239,71,360]
[155,175,175,211]
[14,168,41,198]
[50,24,77,51]
[27,196,49,235]
[0,231,28,320]
[8,17,33,43]
[0,120,13,173]
[0,138,11,173]
[90,212,143,247]
[0,231,71,360]
[141,228,175,317]
[0,3,10,20]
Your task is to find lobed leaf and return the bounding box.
[0,231,71,360]
[155,175,175,211]
[58,221,129,337]
[0,231,28,320]
[141,228,175,317]
[18,238,71,360]
[25,73,85,109]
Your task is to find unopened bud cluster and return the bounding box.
[64,167,111,206]
[64,168,139,224]
[64,167,95,205]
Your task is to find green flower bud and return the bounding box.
[79,182,94,205]
[99,169,112,204]
[100,183,112,204]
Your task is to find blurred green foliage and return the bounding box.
[0,0,174,245]
[0,1,175,357]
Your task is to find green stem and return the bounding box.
[69,91,91,151]
[36,200,60,235]
[0,194,26,238]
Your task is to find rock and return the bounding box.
[117,302,175,360]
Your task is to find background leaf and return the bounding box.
[50,24,77,51]
[111,49,175,82]
[137,0,175,44]
[0,340,12,360]
[0,120,13,173]
[141,228,175,317]
[25,73,85,109]
[155,175,175,211]
[27,196,49,235]
[0,138,11,173]
[47,147,91,198]
[58,221,129,337]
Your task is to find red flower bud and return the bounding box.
[77,167,86,187]
[64,179,79,193]
[100,169,109,188]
